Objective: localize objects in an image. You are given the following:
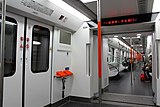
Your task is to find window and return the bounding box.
[59,30,71,45]
[0,16,17,77]
[31,25,50,73]
[112,48,114,62]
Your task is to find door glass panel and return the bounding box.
[0,16,17,77]
[31,25,50,73]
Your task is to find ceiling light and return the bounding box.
[140,44,142,46]
[33,41,41,45]
[0,20,17,25]
[80,0,97,3]
[122,37,126,39]
[48,0,90,21]
[114,35,118,38]
[137,36,140,38]
[152,0,160,12]
[137,34,141,36]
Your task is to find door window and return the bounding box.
[31,25,50,73]
[0,16,17,77]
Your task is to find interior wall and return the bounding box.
[102,38,109,88]
[154,13,160,106]
[51,27,72,103]
[152,32,157,103]
[90,35,109,97]
[90,35,98,97]
[70,22,91,98]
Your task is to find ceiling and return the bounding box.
[63,0,154,20]
[63,0,155,53]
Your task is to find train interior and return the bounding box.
[102,32,154,106]
[1,0,160,107]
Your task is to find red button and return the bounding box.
[20,37,24,41]
[20,44,23,48]
[26,44,29,48]
[27,38,29,42]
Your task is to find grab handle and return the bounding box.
[86,43,91,76]
[156,39,160,79]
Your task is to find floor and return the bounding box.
[104,62,152,96]
[59,62,154,107]
[60,101,131,107]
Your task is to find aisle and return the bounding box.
[105,62,152,96]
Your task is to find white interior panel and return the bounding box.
[102,38,109,88]
[6,0,83,31]
[90,35,98,97]
[154,13,160,106]
[52,27,72,103]
[25,19,52,107]
[71,22,91,98]
[3,12,24,107]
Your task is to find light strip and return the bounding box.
[0,20,17,25]
[33,41,41,45]
[80,0,97,3]
[48,0,90,21]
[152,0,160,12]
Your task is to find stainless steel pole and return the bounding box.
[97,0,102,106]
[0,0,6,106]
[130,38,133,86]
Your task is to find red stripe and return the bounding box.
[98,21,102,78]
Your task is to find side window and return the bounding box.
[31,25,50,73]
[112,48,114,62]
[59,30,71,45]
[0,16,17,77]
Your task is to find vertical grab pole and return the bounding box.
[0,0,6,107]
[130,38,133,86]
[97,0,102,106]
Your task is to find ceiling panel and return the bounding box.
[64,0,154,20]
[85,0,139,18]
[96,22,155,35]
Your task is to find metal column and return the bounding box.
[97,0,102,106]
[130,38,133,85]
[0,0,6,107]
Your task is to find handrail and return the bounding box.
[108,63,119,72]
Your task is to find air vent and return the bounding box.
[21,0,54,16]
[137,0,147,14]
[59,15,65,20]
[59,15,68,22]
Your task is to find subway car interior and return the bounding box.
[0,0,160,107]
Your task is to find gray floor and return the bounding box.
[105,62,152,96]
[60,101,131,107]
[59,62,154,107]
[102,93,154,106]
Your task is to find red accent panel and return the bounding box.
[98,21,102,78]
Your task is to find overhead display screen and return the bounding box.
[93,13,158,26]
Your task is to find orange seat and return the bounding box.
[56,71,67,77]
[140,73,145,81]
[63,70,73,76]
